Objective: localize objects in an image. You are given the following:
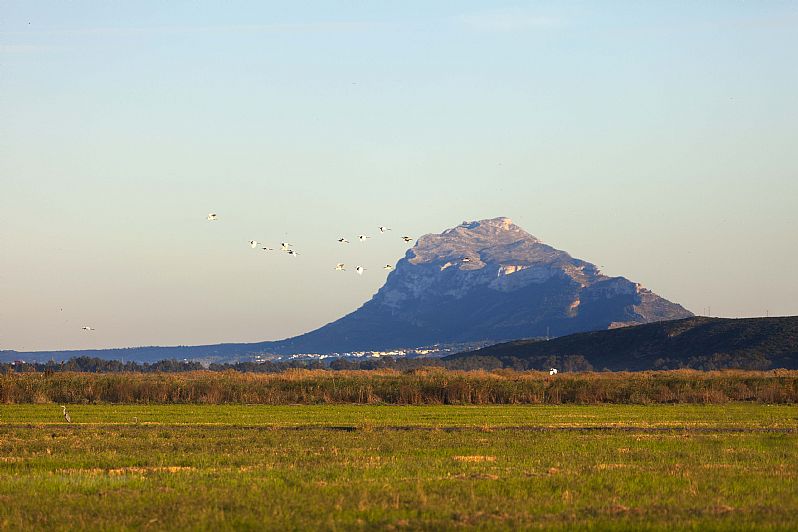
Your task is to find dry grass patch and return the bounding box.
[453,455,496,463]
[54,466,195,476]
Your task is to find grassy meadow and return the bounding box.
[1,404,797,530]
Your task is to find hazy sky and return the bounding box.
[2,1,797,351]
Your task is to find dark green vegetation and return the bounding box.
[448,316,798,371]
[1,369,797,405]
[1,405,796,530]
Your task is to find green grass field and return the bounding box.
[2,404,797,530]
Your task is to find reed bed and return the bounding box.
[1,368,796,405]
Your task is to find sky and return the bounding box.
[1,1,797,352]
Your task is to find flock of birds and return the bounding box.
[77,214,415,332]
[209,213,414,276]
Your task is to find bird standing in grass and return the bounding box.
[61,405,71,423]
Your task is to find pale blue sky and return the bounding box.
[2,1,797,351]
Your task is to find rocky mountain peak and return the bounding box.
[409,217,543,267]
[265,218,694,353]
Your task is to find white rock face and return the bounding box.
[498,264,528,276]
[385,217,597,302]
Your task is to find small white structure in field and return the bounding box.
[549,368,558,375]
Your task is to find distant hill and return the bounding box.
[0,343,272,365]
[445,316,798,371]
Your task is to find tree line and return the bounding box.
[4,351,780,374]
[1,354,598,374]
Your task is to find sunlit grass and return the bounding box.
[2,403,798,428]
[1,404,796,529]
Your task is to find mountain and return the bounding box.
[4,217,693,362]
[269,217,692,353]
[445,316,798,371]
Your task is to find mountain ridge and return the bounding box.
[444,316,798,370]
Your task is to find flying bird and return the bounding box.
[378,226,391,233]
[356,266,365,275]
[357,235,370,242]
[61,406,71,423]
[384,265,393,270]
[402,236,413,242]
[261,247,275,251]
[335,263,346,271]
[285,249,299,257]
[207,213,218,221]
[81,326,95,331]
[462,257,472,263]
[337,238,350,244]
[280,242,293,250]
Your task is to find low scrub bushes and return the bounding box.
[1,369,796,405]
